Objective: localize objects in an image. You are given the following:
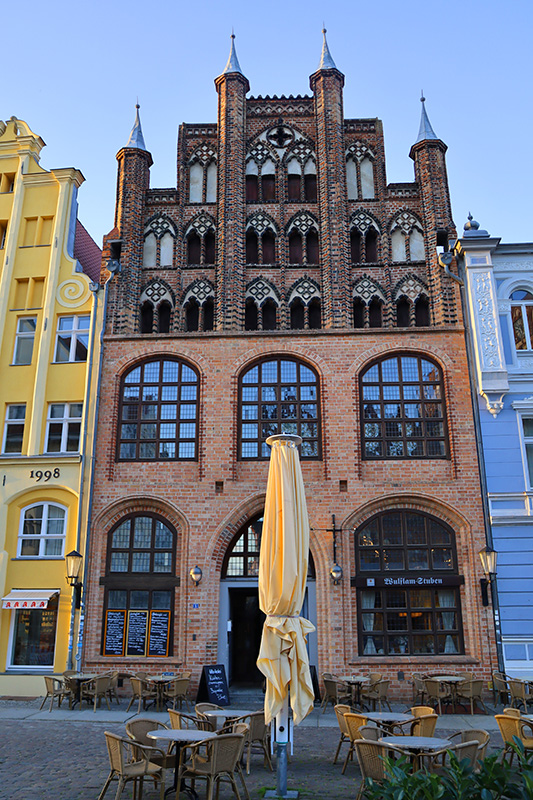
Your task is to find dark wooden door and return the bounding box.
[229,588,265,685]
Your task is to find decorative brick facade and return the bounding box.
[82,38,497,700]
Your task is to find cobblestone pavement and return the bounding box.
[0,698,504,800]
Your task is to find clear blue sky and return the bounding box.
[4,0,532,246]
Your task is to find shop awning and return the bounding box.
[2,589,60,610]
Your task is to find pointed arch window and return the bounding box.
[346,144,375,200]
[287,217,319,267]
[246,157,277,203]
[117,358,199,461]
[360,354,448,459]
[350,214,380,264]
[355,510,463,656]
[188,155,217,204]
[239,357,321,460]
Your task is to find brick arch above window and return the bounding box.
[246,211,279,236]
[238,356,321,460]
[140,280,174,308]
[360,352,448,460]
[353,276,386,304]
[182,278,214,306]
[287,277,321,305]
[245,278,280,306]
[392,274,429,303]
[144,213,178,239]
[117,357,200,462]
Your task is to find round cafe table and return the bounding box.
[431,675,465,713]
[379,735,450,769]
[339,675,369,707]
[147,728,217,798]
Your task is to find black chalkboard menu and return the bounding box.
[148,611,170,657]
[196,664,230,705]
[104,610,126,656]
[127,611,148,656]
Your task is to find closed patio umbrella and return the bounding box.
[257,433,315,798]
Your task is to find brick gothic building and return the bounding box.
[82,34,497,696]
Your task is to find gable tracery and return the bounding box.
[288,277,321,305]
[390,211,425,262]
[346,141,375,201]
[353,276,386,304]
[143,214,177,269]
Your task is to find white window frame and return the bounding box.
[53,315,90,363]
[17,502,68,559]
[510,295,533,351]
[6,596,59,672]
[2,404,26,454]
[12,316,37,365]
[45,402,83,454]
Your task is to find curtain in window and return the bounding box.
[361,591,377,655]
[437,589,457,654]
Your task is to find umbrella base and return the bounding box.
[264,792,299,799]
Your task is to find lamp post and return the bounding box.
[479,546,497,607]
[65,549,83,671]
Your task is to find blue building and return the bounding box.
[455,218,533,678]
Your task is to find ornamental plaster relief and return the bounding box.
[472,271,504,371]
[494,259,533,271]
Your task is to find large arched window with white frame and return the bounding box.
[238,356,321,460]
[360,353,448,459]
[18,502,67,558]
[354,509,464,656]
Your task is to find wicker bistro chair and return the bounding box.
[127,677,158,714]
[455,679,487,715]
[358,725,380,741]
[39,676,71,712]
[420,740,480,775]
[362,679,392,712]
[103,670,120,705]
[168,709,204,730]
[125,718,174,770]
[98,731,164,800]
[424,678,453,715]
[411,705,436,717]
[503,706,521,717]
[410,713,438,737]
[448,729,490,766]
[228,711,272,775]
[162,677,190,710]
[333,704,353,764]
[492,671,510,707]
[195,703,225,732]
[411,673,428,705]
[353,739,404,800]
[81,675,112,712]
[321,677,352,713]
[341,712,368,775]
[495,714,533,764]
[177,732,250,800]
[508,678,533,712]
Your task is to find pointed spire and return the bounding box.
[222,32,244,76]
[318,27,337,70]
[415,92,438,143]
[126,103,147,150]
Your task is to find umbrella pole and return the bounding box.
[276,694,289,797]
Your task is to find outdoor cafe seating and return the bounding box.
[176,732,250,800]
[162,676,190,710]
[126,676,158,714]
[98,730,165,800]
[125,717,175,774]
[80,675,113,712]
[39,675,72,712]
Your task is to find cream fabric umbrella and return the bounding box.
[257,434,315,727]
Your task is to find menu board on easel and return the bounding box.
[196,664,230,705]
[126,611,148,656]
[148,611,170,657]
[104,610,126,656]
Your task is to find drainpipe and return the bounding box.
[446,246,505,672]
[73,264,117,671]
[66,280,100,671]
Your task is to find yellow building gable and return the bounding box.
[0,117,101,695]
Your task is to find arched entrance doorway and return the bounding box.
[217,514,317,686]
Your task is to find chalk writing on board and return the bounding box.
[104,610,126,656]
[127,611,148,656]
[148,611,170,657]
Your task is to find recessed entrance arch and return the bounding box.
[217,514,318,686]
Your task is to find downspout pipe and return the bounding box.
[74,264,117,671]
[447,245,505,672]
[66,279,100,671]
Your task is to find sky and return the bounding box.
[3,0,532,246]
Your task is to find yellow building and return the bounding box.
[0,117,101,695]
